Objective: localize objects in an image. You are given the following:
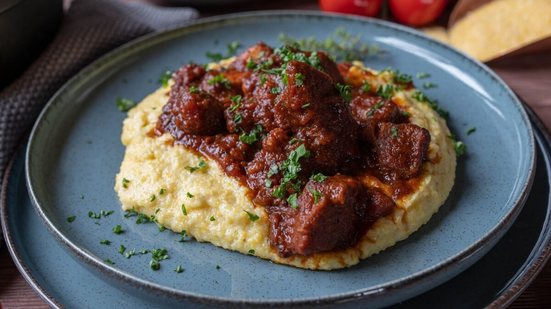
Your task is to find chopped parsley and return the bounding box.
[265,179,272,188]
[367,100,384,117]
[101,210,114,217]
[377,84,395,100]
[287,193,299,209]
[233,113,243,124]
[181,204,188,216]
[246,57,257,70]
[186,192,194,198]
[149,194,156,202]
[272,144,311,200]
[244,210,259,222]
[423,82,437,89]
[295,73,305,86]
[361,81,371,93]
[178,230,188,242]
[391,126,399,138]
[239,125,263,145]
[174,265,184,273]
[104,259,115,265]
[416,72,431,79]
[248,249,255,255]
[467,127,477,135]
[189,85,200,94]
[301,103,311,109]
[310,173,327,182]
[159,70,172,88]
[207,74,231,89]
[308,187,322,204]
[229,95,242,112]
[112,224,124,235]
[270,87,281,94]
[185,159,207,173]
[159,188,166,195]
[118,245,126,255]
[150,260,160,271]
[394,71,413,84]
[100,239,111,245]
[116,97,136,112]
[122,178,130,189]
[66,215,76,223]
[336,83,352,102]
[209,216,216,221]
[149,248,169,271]
[448,134,466,157]
[88,211,101,219]
[216,265,221,270]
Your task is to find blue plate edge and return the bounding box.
[21,11,538,306]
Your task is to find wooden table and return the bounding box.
[1,0,551,308]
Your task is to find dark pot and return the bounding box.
[0,0,63,89]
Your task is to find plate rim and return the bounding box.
[22,10,537,306]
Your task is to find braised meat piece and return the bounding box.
[156,86,225,137]
[373,123,431,180]
[350,94,406,143]
[271,176,395,256]
[229,42,274,71]
[172,63,206,87]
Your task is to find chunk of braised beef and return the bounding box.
[350,94,406,143]
[230,42,274,71]
[199,70,240,108]
[172,64,206,87]
[196,134,253,181]
[245,128,290,206]
[156,86,225,137]
[224,96,256,133]
[373,123,431,180]
[272,175,395,257]
[314,51,345,84]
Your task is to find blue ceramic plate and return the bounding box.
[24,12,535,307]
[3,110,548,308]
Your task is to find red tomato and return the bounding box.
[389,0,448,27]
[319,0,383,17]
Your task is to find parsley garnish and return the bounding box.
[207,74,231,89]
[367,100,384,117]
[159,70,172,88]
[448,134,466,157]
[116,97,136,112]
[112,224,124,235]
[295,73,305,86]
[301,103,311,109]
[149,248,169,271]
[239,125,263,145]
[336,83,352,102]
[411,90,449,119]
[185,159,207,173]
[361,81,371,93]
[467,127,476,135]
[394,71,413,84]
[159,188,166,195]
[244,210,260,222]
[122,178,130,189]
[377,84,395,100]
[246,57,257,70]
[423,82,437,89]
[189,85,200,94]
[308,187,322,204]
[186,192,194,198]
[88,211,101,219]
[310,173,327,182]
[66,215,76,223]
[100,240,111,245]
[216,265,221,270]
[150,260,160,271]
[118,245,126,255]
[248,249,255,255]
[149,194,156,202]
[287,193,299,209]
[209,216,216,221]
[270,87,281,94]
[174,265,184,273]
[229,95,242,112]
[233,113,243,124]
[181,204,188,216]
[391,126,399,138]
[272,144,311,200]
[178,230,188,242]
[416,72,431,79]
[104,259,115,265]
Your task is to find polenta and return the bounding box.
[115,44,456,270]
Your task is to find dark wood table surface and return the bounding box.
[1,0,551,308]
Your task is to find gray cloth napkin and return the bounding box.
[0,0,198,177]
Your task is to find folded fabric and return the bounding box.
[0,0,198,178]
